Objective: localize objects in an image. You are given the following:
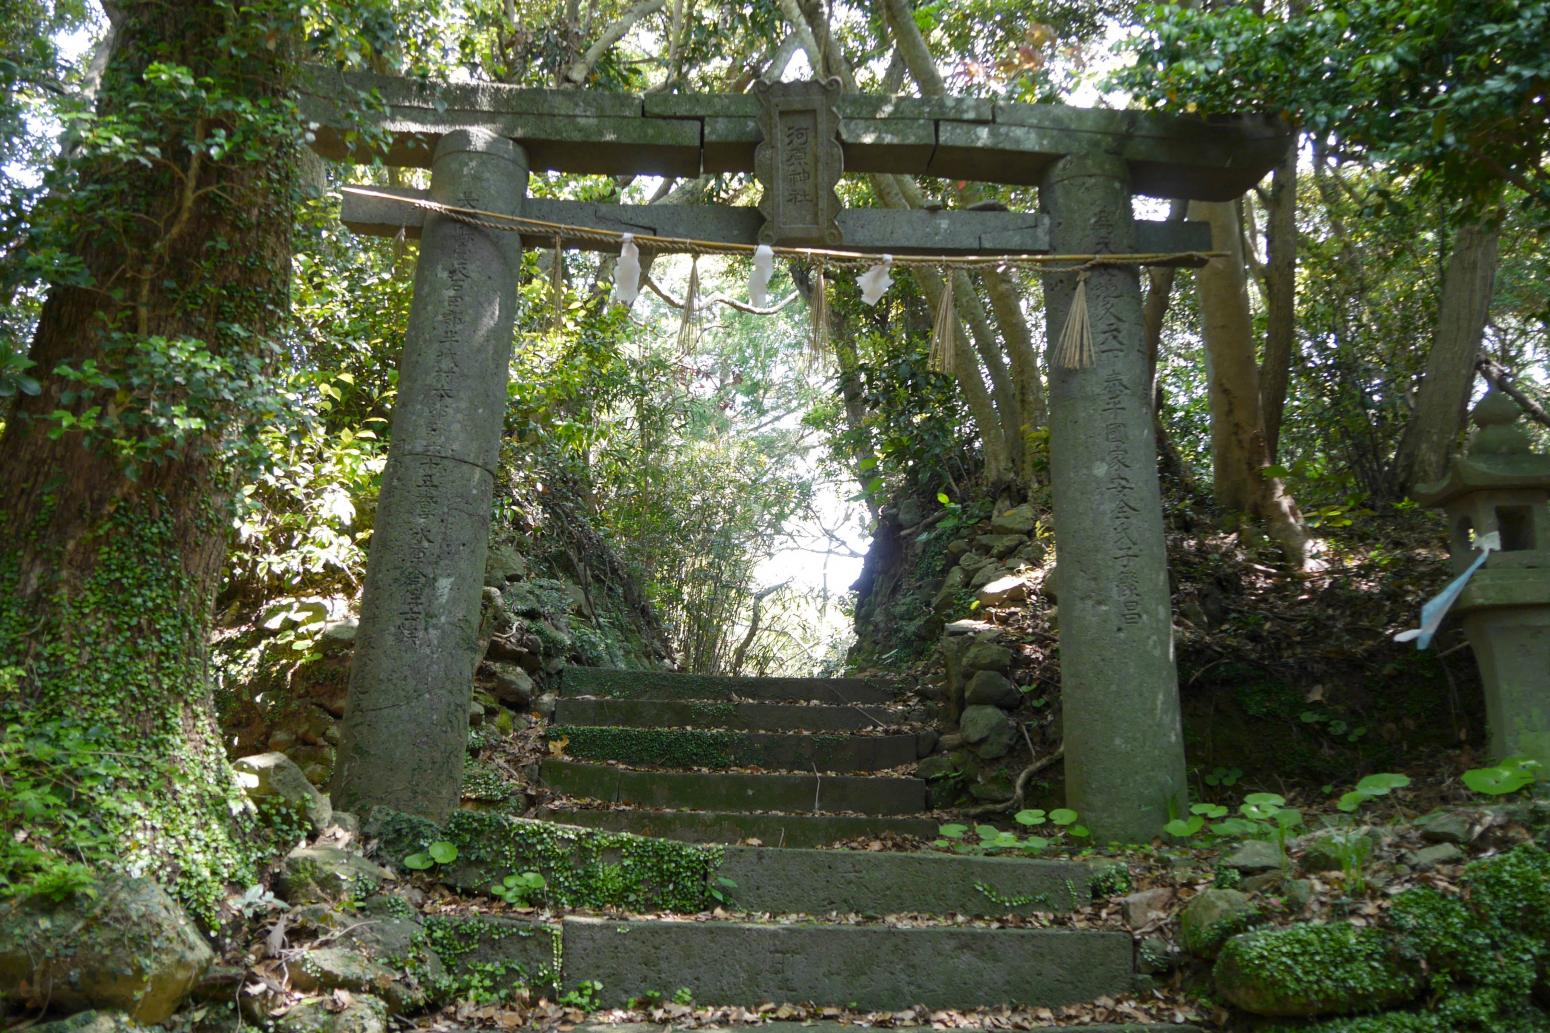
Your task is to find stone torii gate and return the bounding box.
[303,68,1288,842]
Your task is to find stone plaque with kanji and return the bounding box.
[753,78,844,247]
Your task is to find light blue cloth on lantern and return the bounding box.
[1394,531,1500,649]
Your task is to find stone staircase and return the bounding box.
[515,668,1182,1025]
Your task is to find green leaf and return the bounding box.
[1013,809,1046,826]
[1049,808,1079,826]
[1354,772,1410,794]
[403,853,433,870]
[938,823,968,839]
[428,840,458,864]
[937,492,951,505]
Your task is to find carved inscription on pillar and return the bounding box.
[754,78,844,247]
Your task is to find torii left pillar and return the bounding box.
[333,128,527,821]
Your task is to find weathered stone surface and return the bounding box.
[332,129,529,823]
[1406,843,1465,870]
[1119,887,1170,927]
[1213,924,1423,1017]
[562,667,893,705]
[976,534,1026,558]
[540,806,939,847]
[968,563,1008,590]
[961,640,1014,673]
[1297,829,1377,874]
[276,846,386,905]
[977,575,1029,607]
[551,726,917,773]
[0,876,213,1024]
[541,760,926,815]
[288,947,428,1014]
[561,916,1133,1009]
[488,662,534,707]
[1039,153,1186,842]
[234,752,332,831]
[1417,810,1474,844]
[553,697,897,733]
[273,994,388,1033]
[1223,839,1284,874]
[423,915,558,995]
[959,706,1016,760]
[29,1013,146,1033]
[964,670,1021,709]
[990,504,1037,535]
[716,848,1090,916]
[1179,889,1259,957]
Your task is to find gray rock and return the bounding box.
[976,574,1028,607]
[976,534,1026,558]
[276,846,385,905]
[1224,839,1284,874]
[916,754,960,780]
[234,752,333,832]
[1137,935,1180,975]
[288,946,429,1014]
[1418,810,1474,844]
[1298,829,1377,874]
[990,503,1037,535]
[0,874,214,1024]
[319,620,358,650]
[1283,879,1315,910]
[943,619,1001,636]
[488,662,534,707]
[1406,843,1465,870]
[29,1013,146,1033]
[964,669,1021,709]
[272,994,388,1033]
[931,565,969,613]
[1179,888,1259,957]
[1041,564,1059,601]
[484,543,527,586]
[957,551,994,573]
[1119,887,1170,927]
[961,640,1014,673]
[897,497,927,527]
[1213,924,1423,1017]
[1239,871,1284,894]
[968,563,1009,589]
[535,692,559,719]
[946,539,971,557]
[959,705,1016,759]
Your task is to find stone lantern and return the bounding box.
[1414,390,1550,774]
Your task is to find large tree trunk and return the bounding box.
[0,0,295,912]
[1190,200,1309,566]
[1261,143,1297,459]
[1391,219,1501,493]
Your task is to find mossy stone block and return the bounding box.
[1179,888,1259,957]
[1213,923,1423,1017]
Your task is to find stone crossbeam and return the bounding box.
[301,67,1289,201]
[339,185,1213,263]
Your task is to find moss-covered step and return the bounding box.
[541,760,927,814]
[539,805,940,848]
[715,846,1090,915]
[553,697,901,732]
[559,917,1134,1009]
[562,667,895,705]
[423,914,561,998]
[548,726,918,772]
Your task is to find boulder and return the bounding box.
[1213,923,1423,1017]
[275,846,385,905]
[960,640,1013,674]
[272,994,388,1033]
[288,947,428,1014]
[234,752,332,832]
[964,669,1021,709]
[959,705,1016,759]
[1406,843,1465,870]
[1179,888,1259,957]
[488,662,534,707]
[976,575,1028,608]
[975,534,1026,558]
[0,875,214,1023]
[318,620,358,651]
[1041,564,1059,601]
[968,563,1009,589]
[990,503,1037,535]
[1223,839,1284,874]
[1418,810,1474,844]
[1120,887,1171,927]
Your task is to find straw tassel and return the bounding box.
[549,236,565,330]
[928,273,957,374]
[808,259,830,368]
[1054,269,1094,370]
[677,256,701,353]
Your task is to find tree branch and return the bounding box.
[561,0,668,86]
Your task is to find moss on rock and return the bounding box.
[1214,922,1423,1018]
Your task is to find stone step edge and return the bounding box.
[560,916,1136,1009]
[574,1025,1194,1033]
[537,805,943,850]
[540,759,929,815]
[561,667,897,705]
[546,726,926,772]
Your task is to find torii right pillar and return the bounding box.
[1039,154,1188,842]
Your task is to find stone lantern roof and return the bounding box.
[1413,390,1550,508]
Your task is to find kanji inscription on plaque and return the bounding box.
[753,78,844,247]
